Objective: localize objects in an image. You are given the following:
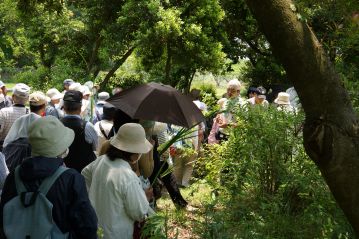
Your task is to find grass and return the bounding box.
[155,179,213,239]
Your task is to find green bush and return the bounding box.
[197,106,353,238]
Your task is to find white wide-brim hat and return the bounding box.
[110,123,153,154]
[274,92,291,105]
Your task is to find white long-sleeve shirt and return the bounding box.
[81,155,150,239]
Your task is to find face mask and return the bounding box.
[130,154,142,165]
[54,103,60,109]
[58,148,69,158]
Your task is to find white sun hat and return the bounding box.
[110,123,153,154]
[82,85,92,96]
[274,92,291,105]
[69,82,84,94]
[97,92,110,104]
[46,88,63,101]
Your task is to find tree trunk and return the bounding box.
[87,35,103,75]
[245,0,359,234]
[99,47,135,90]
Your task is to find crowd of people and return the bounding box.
[0,78,299,238]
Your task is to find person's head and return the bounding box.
[226,79,241,98]
[46,88,63,105]
[274,92,291,105]
[107,123,152,164]
[254,86,266,104]
[29,91,47,115]
[28,116,75,158]
[102,103,116,121]
[63,90,83,115]
[112,87,123,96]
[82,86,91,100]
[12,83,30,105]
[247,87,259,99]
[97,92,110,104]
[190,89,201,101]
[63,79,74,91]
[112,108,139,133]
[0,81,7,95]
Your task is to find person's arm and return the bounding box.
[81,159,97,192]
[0,153,9,191]
[123,179,151,222]
[0,172,17,239]
[0,111,4,134]
[69,173,98,239]
[84,122,99,150]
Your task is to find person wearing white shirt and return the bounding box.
[82,123,153,239]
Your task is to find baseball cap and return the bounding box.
[13,83,30,98]
[29,91,47,106]
[63,90,83,103]
[0,81,5,88]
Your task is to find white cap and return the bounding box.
[13,83,30,98]
[98,92,110,102]
[69,83,84,93]
[0,81,5,88]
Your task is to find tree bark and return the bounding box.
[245,0,359,234]
[87,35,103,75]
[99,47,135,90]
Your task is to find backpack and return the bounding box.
[3,166,69,239]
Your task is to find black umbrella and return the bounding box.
[107,82,204,128]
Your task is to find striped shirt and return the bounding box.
[0,106,29,142]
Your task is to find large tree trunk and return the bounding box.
[245,0,359,234]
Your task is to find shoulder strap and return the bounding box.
[14,166,27,194]
[99,122,109,140]
[38,166,69,195]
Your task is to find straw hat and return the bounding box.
[29,91,47,106]
[110,123,152,154]
[28,116,75,157]
[274,92,291,105]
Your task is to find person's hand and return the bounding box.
[145,187,154,202]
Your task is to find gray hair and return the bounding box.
[227,79,241,90]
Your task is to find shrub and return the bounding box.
[197,105,354,238]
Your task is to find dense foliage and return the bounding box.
[194,106,354,238]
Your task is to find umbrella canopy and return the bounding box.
[107,82,205,128]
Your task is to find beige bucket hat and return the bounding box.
[110,123,153,154]
[29,116,75,157]
[274,92,291,105]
